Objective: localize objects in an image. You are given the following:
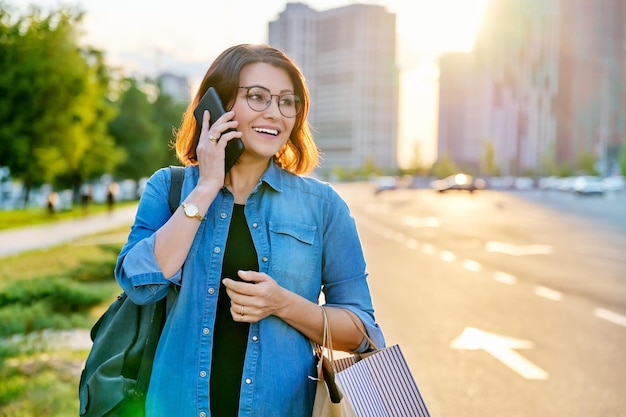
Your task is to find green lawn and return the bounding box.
[0,225,128,416]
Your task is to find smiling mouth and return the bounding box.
[253,127,279,136]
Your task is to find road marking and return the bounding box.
[494,271,516,284]
[421,244,436,255]
[534,286,563,301]
[402,216,441,228]
[450,327,549,380]
[405,238,419,249]
[486,241,553,256]
[462,259,482,272]
[594,308,626,328]
[439,250,456,262]
[393,232,406,244]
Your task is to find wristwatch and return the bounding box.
[181,202,204,221]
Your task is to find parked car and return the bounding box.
[573,176,604,196]
[373,176,398,194]
[603,176,625,193]
[431,173,483,193]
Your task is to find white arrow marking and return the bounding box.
[450,327,549,380]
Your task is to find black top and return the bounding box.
[210,204,258,416]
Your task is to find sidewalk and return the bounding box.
[0,204,138,258]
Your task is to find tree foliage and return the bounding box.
[108,78,185,180]
[480,139,500,176]
[0,5,123,204]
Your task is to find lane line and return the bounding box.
[593,308,626,328]
[421,244,436,255]
[534,286,563,301]
[494,271,516,285]
[462,259,482,272]
[405,238,419,249]
[439,250,456,263]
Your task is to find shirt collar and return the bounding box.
[259,159,284,193]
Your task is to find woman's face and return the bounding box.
[231,63,297,162]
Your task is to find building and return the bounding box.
[158,73,191,104]
[437,0,625,177]
[269,3,399,175]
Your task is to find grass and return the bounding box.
[0,225,129,417]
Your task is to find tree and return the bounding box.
[619,139,626,176]
[575,150,598,175]
[108,78,163,180]
[0,5,122,204]
[151,84,187,168]
[430,153,459,179]
[480,140,500,177]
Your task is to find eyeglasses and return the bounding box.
[238,85,302,118]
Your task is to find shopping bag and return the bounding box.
[313,308,432,417]
[334,344,431,417]
[312,307,357,417]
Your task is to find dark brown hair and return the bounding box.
[174,44,318,175]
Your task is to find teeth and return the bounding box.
[253,127,278,136]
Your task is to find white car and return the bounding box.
[603,176,625,192]
[573,176,604,196]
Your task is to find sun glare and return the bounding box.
[395,0,490,55]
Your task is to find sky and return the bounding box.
[21,0,490,167]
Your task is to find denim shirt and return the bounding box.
[115,161,385,417]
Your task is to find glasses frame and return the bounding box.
[238,85,301,118]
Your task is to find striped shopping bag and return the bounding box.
[333,344,431,417]
[313,307,431,417]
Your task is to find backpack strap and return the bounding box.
[168,165,184,214]
[135,165,184,397]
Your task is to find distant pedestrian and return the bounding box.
[107,183,116,215]
[81,185,93,216]
[47,192,59,215]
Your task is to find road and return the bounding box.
[334,183,626,417]
[2,183,624,415]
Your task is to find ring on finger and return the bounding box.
[209,133,219,143]
[240,305,245,320]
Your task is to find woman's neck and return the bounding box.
[225,159,269,204]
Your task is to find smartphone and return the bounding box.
[193,87,244,173]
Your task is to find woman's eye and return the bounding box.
[249,93,264,102]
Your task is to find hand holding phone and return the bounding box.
[193,87,244,173]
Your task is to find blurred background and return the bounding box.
[0,0,624,416]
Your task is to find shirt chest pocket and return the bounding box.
[268,221,318,284]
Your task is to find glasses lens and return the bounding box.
[245,87,301,118]
[278,94,301,118]
[246,87,271,112]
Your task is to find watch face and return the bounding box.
[185,204,199,216]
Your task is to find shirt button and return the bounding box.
[262,256,268,263]
[252,335,259,342]
[203,328,210,335]
[208,287,215,294]
[200,413,207,417]
[220,212,227,219]
[214,247,221,253]
[245,378,252,384]
[200,371,207,377]
[252,222,258,228]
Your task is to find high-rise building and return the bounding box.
[158,73,191,104]
[269,3,399,175]
[437,0,625,176]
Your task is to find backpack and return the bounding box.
[78,166,184,417]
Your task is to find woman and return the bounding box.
[115,43,385,417]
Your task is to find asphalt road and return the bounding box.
[334,183,626,417]
[2,184,624,416]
